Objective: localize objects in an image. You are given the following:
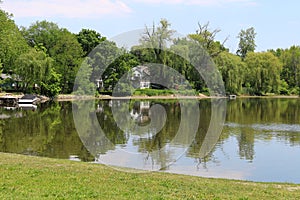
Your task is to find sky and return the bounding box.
[1,0,300,52]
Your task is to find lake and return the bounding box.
[0,98,300,183]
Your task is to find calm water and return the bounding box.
[0,98,300,183]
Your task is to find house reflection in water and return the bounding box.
[130,101,151,126]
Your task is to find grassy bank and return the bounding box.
[1,153,300,199]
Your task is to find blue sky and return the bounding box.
[1,0,300,52]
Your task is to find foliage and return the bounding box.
[244,52,282,95]
[20,20,61,54]
[279,46,300,89]
[87,40,122,91]
[236,27,256,59]
[189,22,228,57]
[50,28,84,94]
[72,58,94,95]
[0,9,29,72]
[21,21,84,94]
[133,88,197,96]
[134,88,174,96]
[77,28,106,56]
[15,47,53,93]
[139,19,175,63]
[0,61,2,91]
[0,9,299,96]
[214,51,245,94]
[40,68,62,97]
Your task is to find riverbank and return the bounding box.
[56,93,300,101]
[1,153,300,199]
[1,92,299,102]
[56,93,210,101]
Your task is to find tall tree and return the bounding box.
[50,28,84,93]
[244,52,282,95]
[138,19,175,64]
[189,22,228,57]
[21,21,84,94]
[236,27,256,59]
[20,20,60,55]
[280,46,300,90]
[0,61,3,89]
[170,38,205,91]
[87,40,122,91]
[214,51,245,94]
[15,47,53,93]
[0,9,28,72]
[77,29,106,56]
[104,52,140,92]
[135,19,175,86]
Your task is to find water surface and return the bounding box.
[0,98,299,183]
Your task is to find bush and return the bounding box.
[290,87,300,95]
[133,88,197,96]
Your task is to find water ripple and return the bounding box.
[225,122,300,132]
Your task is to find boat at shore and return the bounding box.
[18,94,39,110]
[18,94,39,104]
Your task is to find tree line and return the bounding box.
[0,8,300,97]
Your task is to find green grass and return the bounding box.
[133,89,197,96]
[1,153,300,199]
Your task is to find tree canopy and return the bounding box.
[236,27,256,59]
[0,7,299,97]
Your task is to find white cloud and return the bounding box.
[1,0,132,18]
[130,0,257,6]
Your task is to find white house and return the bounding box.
[131,65,150,89]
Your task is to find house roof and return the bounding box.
[132,65,150,76]
[21,94,38,100]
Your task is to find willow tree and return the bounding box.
[244,52,282,95]
[280,46,300,90]
[15,47,53,93]
[214,51,245,94]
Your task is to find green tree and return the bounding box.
[236,27,256,59]
[169,38,205,91]
[50,29,84,94]
[0,9,28,72]
[279,46,300,91]
[15,47,53,93]
[41,68,61,97]
[0,61,3,91]
[134,19,175,87]
[73,57,94,95]
[21,21,84,94]
[77,29,106,56]
[21,20,60,54]
[88,40,121,91]
[188,22,228,57]
[214,51,245,94]
[244,52,282,95]
[139,19,175,64]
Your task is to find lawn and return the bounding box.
[0,153,299,199]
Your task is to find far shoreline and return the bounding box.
[1,93,299,102]
[55,94,300,101]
